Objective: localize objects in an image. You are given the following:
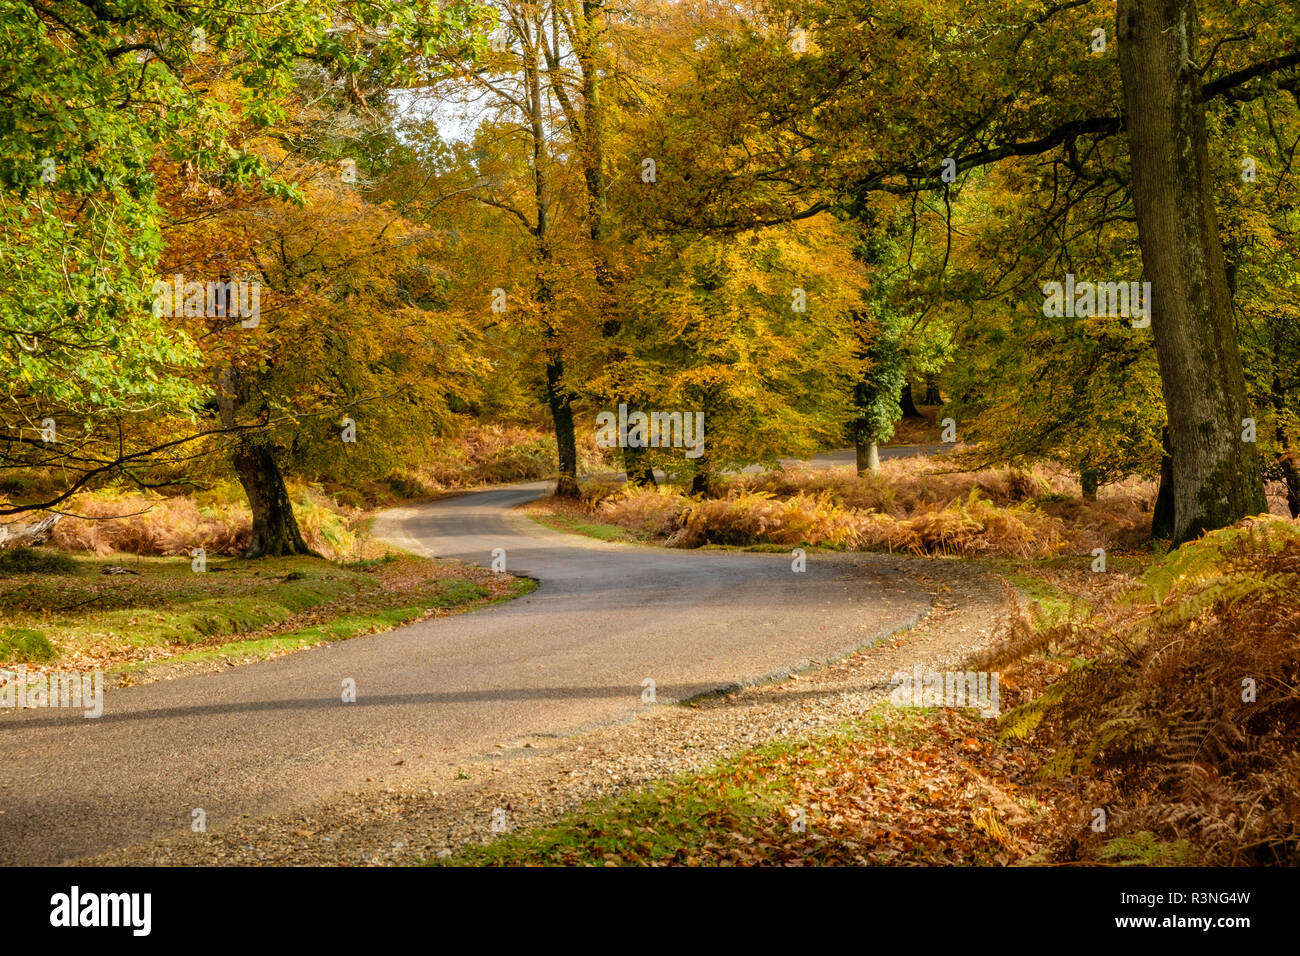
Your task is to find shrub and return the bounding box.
[416,423,610,489]
[0,547,77,575]
[591,483,1069,558]
[597,488,690,540]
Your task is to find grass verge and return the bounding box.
[526,507,639,543]
[0,548,534,681]
[430,705,1055,867]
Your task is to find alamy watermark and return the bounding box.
[1042,274,1151,328]
[595,403,705,459]
[152,275,261,327]
[889,665,1000,717]
[50,886,150,936]
[1,665,103,718]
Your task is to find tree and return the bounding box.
[154,80,479,554]
[922,149,1165,497]
[1115,0,1267,542]
[543,0,650,486]
[424,2,596,496]
[851,310,905,476]
[641,0,1299,540]
[607,217,867,490]
[1,0,485,520]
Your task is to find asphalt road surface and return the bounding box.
[0,453,938,865]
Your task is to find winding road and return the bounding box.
[0,449,940,865]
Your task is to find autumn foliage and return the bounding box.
[991,518,1300,864]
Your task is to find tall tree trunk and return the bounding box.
[1278,452,1300,519]
[1273,375,1300,518]
[522,11,578,498]
[689,453,712,496]
[1080,468,1099,502]
[1270,340,1300,518]
[624,443,658,487]
[1116,0,1266,545]
[855,438,880,476]
[214,368,313,558]
[546,354,579,498]
[555,1,657,489]
[923,377,942,406]
[900,382,923,419]
[232,439,314,558]
[581,13,654,488]
[575,0,608,250]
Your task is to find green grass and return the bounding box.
[113,579,513,674]
[0,551,534,673]
[434,739,817,866]
[0,626,58,663]
[999,570,1078,629]
[529,512,638,543]
[974,551,1159,633]
[2,556,365,653]
[968,556,1111,629]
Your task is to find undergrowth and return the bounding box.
[987,517,1300,865]
[574,459,1156,558]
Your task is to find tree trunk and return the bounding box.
[856,439,880,476]
[1272,352,1300,518]
[577,17,654,491]
[556,1,652,490]
[624,441,658,488]
[214,367,313,559]
[575,1,609,249]
[1152,425,1176,538]
[521,11,578,499]
[1279,454,1300,519]
[0,513,61,549]
[546,355,579,498]
[1116,0,1266,544]
[1080,468,1099,502]
[900,382,923,419]
[232,438,314,558]
[689,456,711,496]
[923,377,942,406]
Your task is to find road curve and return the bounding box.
[0,480,930,865]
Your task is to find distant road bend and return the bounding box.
[0,446,940,865]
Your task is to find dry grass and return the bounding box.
[582,458,1155,559]
[21,424,606,560]
[46,484,367,561]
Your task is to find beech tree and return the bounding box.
[1115,0,1268,541]
[0,0,485,522]
[646,0,1299,541]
